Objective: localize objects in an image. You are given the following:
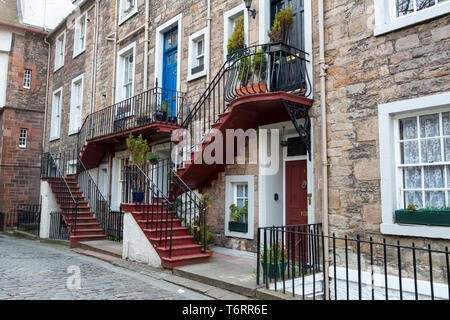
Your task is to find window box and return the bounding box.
[260,261,287,279]
[136,117,151,126]
[228,221,248,233]
[395,209,450,227]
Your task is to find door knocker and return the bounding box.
[301,180,307,189]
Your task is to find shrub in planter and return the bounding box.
[227,16,245,57]
[260,243,288,279]
[268,6,294,44]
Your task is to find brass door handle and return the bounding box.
[307,193,312,205]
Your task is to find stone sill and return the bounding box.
[380,223,450,240]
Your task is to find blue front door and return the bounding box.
[162,27,178,119]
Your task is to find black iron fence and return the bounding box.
[257,224,450,300]
[0,204,41,233]
[49,211,70,240]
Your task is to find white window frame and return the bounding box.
[223,4,249,62]
[23,69,32,89]
[225,175,255,240]
[69,74,84,135]
[116,42,135,103]
[73,13,87,58]
[50,87,63,141]
[119,0,138,25]
[187,27,209,82]
[374,0,450,36]
[54,31,66,72]
[379,91,450,239]
[19,128,28,148]
[66,160,78,175]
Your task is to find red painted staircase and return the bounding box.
[122,202,212,269]
[46,175,106,248]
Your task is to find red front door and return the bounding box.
[285,160,308,226]
[285,160,309,264]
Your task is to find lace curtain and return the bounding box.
[400,113,450,208]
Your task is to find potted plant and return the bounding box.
[190,194,213,249]
[260,243,288,279]
[226,15,245,61]
[154,101,170,122]
[267,5,294,45]
[126,134,159,203]
[228,201,248,233]
[395,204,450,227]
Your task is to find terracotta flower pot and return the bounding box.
[236,82,267,96]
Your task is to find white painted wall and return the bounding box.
[122,212,161,267]
[39,181,59,239]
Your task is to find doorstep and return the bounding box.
[173,251,261,298]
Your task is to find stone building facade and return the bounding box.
[41,0,450,261]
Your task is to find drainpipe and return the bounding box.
[206,0,211,85]
[42,37,51,153]
[318,0,330,300]
[90,0,100,114]
[143,0,149,91]
[111,0,119,102]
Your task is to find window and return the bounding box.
[223,4,248,61]
[119,0,138,25]
[23,69,32,89]
[66,160,77,175]
[187,27,209,81]
[374,0,450,35]
[225,175,255,239]
[54,31,65,71]
[234,183,249,223]
[116,42,135,118]
[69,74,84,135]
[19,128,27,148]
[50,87,62,140]
[396,112,450,209]
[379,91,450,239]
[73,13,87,57]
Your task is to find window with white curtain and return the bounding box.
[397,112,450,209]
[234,183,248,223]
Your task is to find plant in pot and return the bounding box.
[226,15,245,61]
[260,242,289,279]
[228,201,248,233]
[126,134,160,203]
[267,5,294,45]
[154,101,170,122]
[189,193,213,249]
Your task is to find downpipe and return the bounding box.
[319,0,330,300]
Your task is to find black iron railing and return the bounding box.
[180,42,311,158]
[41,152,79,235]
[257,225,450,300]
[145,158,208,252]
[77,154,123,241]
[124,160,208,257]
[77,85,185,153]
[49,211,70,240]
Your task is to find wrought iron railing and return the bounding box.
[41,152,79,235]
[180,42,311,157]
[77,85,185,153]
[124,160,208,257]
[257,225,450,300]
[76,153,123,241]
[49,211,70,240]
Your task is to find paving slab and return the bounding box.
[173,252,261,298]
[78,240,123,258]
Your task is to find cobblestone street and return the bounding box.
[0,235,210,300]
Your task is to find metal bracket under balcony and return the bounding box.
[281,99,311,161]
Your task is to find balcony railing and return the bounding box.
[77,86,185,151]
